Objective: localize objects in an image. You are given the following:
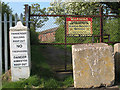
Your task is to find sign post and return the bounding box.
[10,21,31,81]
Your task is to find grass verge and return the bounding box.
[2,45,73,88]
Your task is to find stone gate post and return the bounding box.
[10,21,31,81]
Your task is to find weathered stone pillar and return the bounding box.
[72,43,114,88]
[114,43,120,83]
[10,21,31,81]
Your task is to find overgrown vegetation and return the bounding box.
[30,3,48,30]
[2,1,120,89]
[30,27,40,45]
[54,17,120,44]
[2,75,40,88]
[2,45,73,88]
[48,1,120,43]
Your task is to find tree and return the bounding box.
[30,3,49,30]
[0,2,12,20]
[30,26,40,45]
[48,1,100,15]
[0,2,13,34]
[48,1,101,25]
[102,2,120,43]
[101,2,120,15]
[48,1,120,43]
[48,1,102,43]
[1,2,12,13]
[29,3,49,44]
[0,1,13,25]
[101,2,120,43]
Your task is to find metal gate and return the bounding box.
[24,4,120,71]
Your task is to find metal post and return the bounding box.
[99,6,103,43]
[4,13,8,72]
[92,35,94,43]
[0,13,2,76]
[24,4,28,25]
[28,6,31,29]
[20,13,23,24]
[9,13,12,70]
[28,6,31,45]
[9,13,12,27]
[65,16,67,71]
[15,13,18,25]
[108,35,110,42]
[26,13,28,27]
[0,2,2,89]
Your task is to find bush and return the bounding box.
[55,25,65,43]
[30,28,39,45]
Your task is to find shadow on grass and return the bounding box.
[30,45,73,88]
[31,45,54,78]
[2,45,73,88]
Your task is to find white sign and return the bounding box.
[10,31,29,67]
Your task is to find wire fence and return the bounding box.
[23,5,120,71]
[33,15,120,45]
[103,17,120,43]
[30,11,120,70]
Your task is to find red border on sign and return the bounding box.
[66,17,92,35]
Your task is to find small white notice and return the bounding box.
[10,31,29,67]
[10,21,31,81]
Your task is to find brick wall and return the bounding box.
[39,31,56,42]
[38,27,58,42]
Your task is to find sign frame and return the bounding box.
[66,17,92,37]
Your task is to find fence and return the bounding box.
[0,5,120,75]
[28,5,120,71]
[30,7,120,45]
[0,12,29,76]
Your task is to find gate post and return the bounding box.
[28,6,31,29]
[0,13,2,77]
[24,4,29,25]
[10,21,31,81]
[0,3,2,88]
[100,6,103,43]
[65,15,67,71]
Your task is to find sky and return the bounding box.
[1,0,58,32]
[2,0,118,32]
[2,0,52,14]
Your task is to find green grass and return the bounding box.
[2,75,40,88]
[62,76,73,88]
[2,45,73,88]
[31,45,53,78]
